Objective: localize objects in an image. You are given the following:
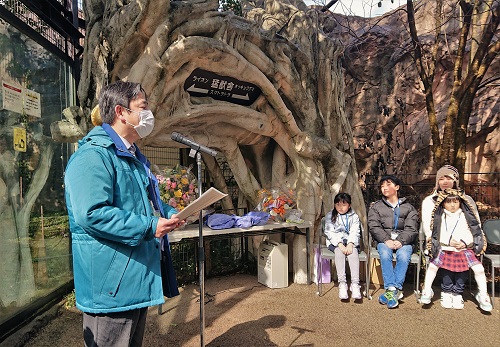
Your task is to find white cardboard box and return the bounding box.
[258,240,288,288]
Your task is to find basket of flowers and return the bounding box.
[156,164,198,212]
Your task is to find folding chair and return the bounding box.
[366,230,424,301]
[316,217,369,298]
[482,219,500,308]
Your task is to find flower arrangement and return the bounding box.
[156,164,198,211]
[256,188,296,221]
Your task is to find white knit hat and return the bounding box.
[435,165,460,190]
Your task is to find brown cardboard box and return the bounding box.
[369,257,384,286]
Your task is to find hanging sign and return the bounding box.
[13,127,27,152]
[23,88,41,118]
[184,68,262,106]
[2,80,23,114]
[2,80,41,117]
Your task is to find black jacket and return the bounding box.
[368,197,419,246]
[431,199,484,256]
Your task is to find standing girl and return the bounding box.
[324,193,362,300]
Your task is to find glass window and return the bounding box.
[0,19,75,324]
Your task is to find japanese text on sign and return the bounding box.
[184,68,261,106]
[2,80,41,117]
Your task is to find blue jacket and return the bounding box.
[64,124,179,313]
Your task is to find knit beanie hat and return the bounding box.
[435,165,460,190]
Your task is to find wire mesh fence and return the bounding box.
[144,143,499,286]
[362,173,499,220]
[363,173,499,289]
[143,146,251,285]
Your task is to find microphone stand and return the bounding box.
[195,150,206,347]
[173,132,217,347]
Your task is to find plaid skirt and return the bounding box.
[431,249,480,272]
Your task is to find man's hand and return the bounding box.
[384,240,397,249]
[171,213,186,229]
[155,215,182,238]
[393,240,402,249]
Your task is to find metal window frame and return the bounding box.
[0,0,84,84]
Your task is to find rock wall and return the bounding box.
[318,0,499,183]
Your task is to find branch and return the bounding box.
[406,0,442,155]
[427,0,444,82]
[452,0,473,88]
[321,0,340,13]
[477,72,500,90]
[406,0,431,90]
[460,1,500,95]
[468,38,500,93]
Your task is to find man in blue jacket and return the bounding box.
[65,81,182,346]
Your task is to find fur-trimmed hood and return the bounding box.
[429,188,485,256]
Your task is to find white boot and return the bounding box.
[452,294,464,309]
[440,292,453,309]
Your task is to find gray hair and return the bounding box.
[98,81,146,124]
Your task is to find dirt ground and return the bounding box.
[3,273,499,347]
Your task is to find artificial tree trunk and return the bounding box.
[0,126,54,306]
[56,0,365,283]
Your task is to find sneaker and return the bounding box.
[387,289,402,309]
[379,286,394,305]
[350,283,362,300]
[379,290,389,305]
[338,282,349,300]
[420,289,434,305]
[379,289,401,308]
[440,292,453,309]
[452,294,464,309]
[475,292,493,312]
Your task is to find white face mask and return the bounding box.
[124,108,155,138]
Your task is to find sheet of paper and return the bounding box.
[175,187,227,220]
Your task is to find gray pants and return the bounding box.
[333,247,360,284]
[83,307,148,347]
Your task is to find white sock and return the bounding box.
[471,263,488,294]
[423,263,439,293]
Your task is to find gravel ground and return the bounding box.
[4,273,499,347]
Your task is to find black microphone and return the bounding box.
[171,132,218,157]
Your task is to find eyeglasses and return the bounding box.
[121,106,142,114]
